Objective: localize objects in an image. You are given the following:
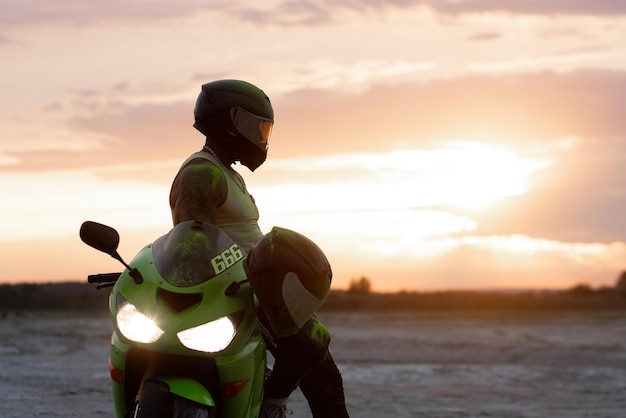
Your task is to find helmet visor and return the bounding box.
[230,107,273,151]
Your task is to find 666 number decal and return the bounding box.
[211,244,244,274]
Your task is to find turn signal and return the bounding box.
[223,377,250,398]
[108,357,124,384]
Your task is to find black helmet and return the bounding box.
[193,79,274,171]
[244,227,332,337]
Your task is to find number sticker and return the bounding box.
[211,244,244,274]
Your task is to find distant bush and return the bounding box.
[569,283,594,296]
[616,271,626,296]
[347,276,372,294]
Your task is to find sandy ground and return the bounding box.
[1,310,625,417]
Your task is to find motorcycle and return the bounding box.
[80,219,268,418]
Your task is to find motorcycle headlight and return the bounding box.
[116,302,164,343]
[177,316,236,353]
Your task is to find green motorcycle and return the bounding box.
[81,220,267,418]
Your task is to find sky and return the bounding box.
[1,0,626,292]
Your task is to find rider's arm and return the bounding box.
[169,159,228,225]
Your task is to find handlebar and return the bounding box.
[88,272,122,284]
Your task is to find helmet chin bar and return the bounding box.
[200,115,268,172]
[239,152,266,171]
[233,135,267,171]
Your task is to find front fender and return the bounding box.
[134,378,215,418]
[156,377,216,407]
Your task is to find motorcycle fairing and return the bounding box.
[106,222,266,417]
[152,220,242,287]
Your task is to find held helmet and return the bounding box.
[193,79,274,171]
[244,227,332,338]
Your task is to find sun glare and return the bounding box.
[251,142,550,261]
[413,144,549,209]
[262,142,549,211]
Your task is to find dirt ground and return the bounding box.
[1,310,625,417]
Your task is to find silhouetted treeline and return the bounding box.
[1,282,625,313]
[321,287,626,312]
[0,282,110,311]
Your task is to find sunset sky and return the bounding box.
[1,1,626,291]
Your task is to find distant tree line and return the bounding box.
[0,282,109,313]
[321,287,626,312]
[2,272,626,313]
[324,274,626,312]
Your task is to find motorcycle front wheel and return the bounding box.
[128,379,214,418]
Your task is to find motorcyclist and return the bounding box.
[169,79,349,418]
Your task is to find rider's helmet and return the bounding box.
[193,79,274,171]
[244,227,332,337]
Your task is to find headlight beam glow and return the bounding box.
[177,316,236,353]
[116,303,165,344]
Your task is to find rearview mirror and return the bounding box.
[80,221,120,256]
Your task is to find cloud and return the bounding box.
[2,0,623,32]
[1,100,194,176]
[388,236,626,291]
[413,0,626,16]
[3,69,625,169]
[3,70,625,247]
[0,0,224,26]
[0,0,336,29]
[270,71,626,245]
[232,1,334,26]
[467,31,502,42]
[237,0,626,21]
[324,230,626,291]
[272,70,626,158]
[470,137,626,243]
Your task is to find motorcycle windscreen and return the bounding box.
[152,220,242,287]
